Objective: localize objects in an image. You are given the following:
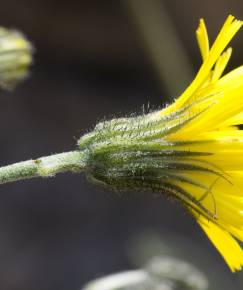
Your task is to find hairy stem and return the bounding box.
[0,150,87,185]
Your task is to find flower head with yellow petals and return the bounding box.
[78,15,243,272]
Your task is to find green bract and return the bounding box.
[77,112,218,222]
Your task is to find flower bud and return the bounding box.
[0,27,33,89]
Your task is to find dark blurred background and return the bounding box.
[0,1,243,289]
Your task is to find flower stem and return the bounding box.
[0,150,87,185]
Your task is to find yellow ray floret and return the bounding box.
[161,15,243,116]
[211,47,232,82]
[197,215,243,272]
[196,19,209,61]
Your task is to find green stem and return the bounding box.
[0,150,87,185]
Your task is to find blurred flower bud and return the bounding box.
[82,256,208,290]
[0,27,33,89]
[146,256,209,290]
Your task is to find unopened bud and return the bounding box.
[0,27,33,89]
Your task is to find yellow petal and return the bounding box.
[161,15,242,116]
[197,215,243,272]
[196,19,209,61]
[211,47,232,82]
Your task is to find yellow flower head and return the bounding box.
[79,15,243,272]
[161,15,243,272]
